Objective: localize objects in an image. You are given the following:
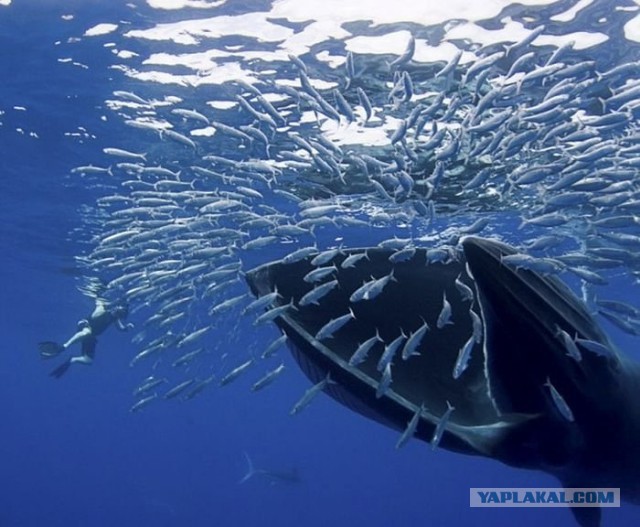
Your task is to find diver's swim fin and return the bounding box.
[50,358,72,379]
[38,341,65,359]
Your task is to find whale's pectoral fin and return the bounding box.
[569,502,601,527]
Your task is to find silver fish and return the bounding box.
[431,401,455,450]
[219,359,254,386]
[395,404,424,449]
[436,292,453,329]
[315,309,355,340]
[129,393,158,413]
[376,362,393,399]
[251,364,286,392]
[290,373,335,415]
[544,378,575,422]
[349,330,383,366]
[401,320,429,360]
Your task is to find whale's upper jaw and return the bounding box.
[461,236,640,478]
[461,236,619,418]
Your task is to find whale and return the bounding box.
[245,236,640,527]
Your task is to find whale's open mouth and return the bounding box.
[245,237,622,467]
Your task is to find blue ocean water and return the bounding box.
[3,0,640,526]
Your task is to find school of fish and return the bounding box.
[72,25,640,449]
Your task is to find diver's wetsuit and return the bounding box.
[39,300,131,378]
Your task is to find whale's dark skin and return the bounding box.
[245,237,640,527]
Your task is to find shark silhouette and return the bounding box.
[239,452,301,486]
[245,236,640,527]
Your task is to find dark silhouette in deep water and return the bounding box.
[39,297,132,378]
[239,452,301,486]
[245,236,640,527]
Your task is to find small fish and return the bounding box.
[299,280,339,307]
[333,89,355,122]
[506,24,545,57]
[345,51,355,82]
[129,342,164,367]
[598,310,640,336]
[389,246,416,264]
[454,274,474,302]
[431,401,455,450]
[219,359,254,386]
[163,379,197,399]
[349,330,383,366]
[103,147,146,161]
[567,266,607,286]
[254,301,295,326]
[376,362,393,398]
[395,404,424,449]
[390,119,408,144]
[242,236,278,251]
[462,51,504,85]
[470,309,483,344]
[357,87,373,122]
[129,393,158,413]
[435,49,462,78]
[453,335,475,380]
[436,292,453,329]
[311,248,343,266]
[290,373,336,415]
[171,108,209,124]
[555,326,582,362]
[596,299,640,318]
[359,270,397,302]
[262,334,288,359]
[243,289,281,315]
[209,294,248,316]
[574,337,614,358]
[303,265,337,284]
[544,377,575,422]
[350,277,378,303]
[133,376,166,397]
[288,53,307,73]
[172,347,205,368]
[161,129,197,149]
[389,34,415,69]
[251,364,286,392]
[519,212,570,229]
[401,320,429,360]
[378,331,407,371]
[176,326,210,348]
[316,309,355,340]
[113,90,149,105]
[184,374,216,400]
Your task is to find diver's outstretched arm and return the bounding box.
[116,318,134,331]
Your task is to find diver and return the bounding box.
[39,297,133,378]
